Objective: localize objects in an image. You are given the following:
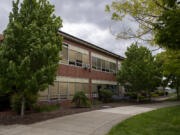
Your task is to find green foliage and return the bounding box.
[117,43,161,97]
[157,50,180,99]
[124,92,137,99]
[92,100,103,105]
[106,0,163,43]
[72,91,91,108]
[99,89,113,103]
[106,0,180,47]
[155,5,180,49]
[33,104,60,113]
[0,0,62,116]
[107,106,180,135]
[11,93,38,114]
[155,90,164,96]
[152,94,159,97]
[0,93,10,111]
[139,95,146,100]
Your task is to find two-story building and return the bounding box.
[39,31,124,102]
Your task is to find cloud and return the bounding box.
[62,22,131,56]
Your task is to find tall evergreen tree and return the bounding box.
[0,0,62,117]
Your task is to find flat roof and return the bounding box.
[59,31,125,60]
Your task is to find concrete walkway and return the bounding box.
[0,101,179,135]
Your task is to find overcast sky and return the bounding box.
[0,0,161,57]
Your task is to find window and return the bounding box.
[112,63,117,73]
[49,81,59,99]
[92,84,98,98]
[69,49,76,65]
[75,83,83,92]
[110,62,117,73]
[102,59,105,71]
[76,52,82,67]
[97,58,101,70]
[69,82,76,99]
[82,54,89,65]
[60,44,89,67]
[92,56,97,69]
[82,83,89,97]
[105,61,110,72]
[60,45,68,64]
[59,82,68,99]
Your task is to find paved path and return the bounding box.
[0,101,179,135]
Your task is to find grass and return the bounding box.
[165,96,179,101]
[107,105,180,135]
[33,104,60,113]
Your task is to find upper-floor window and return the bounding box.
[92,56,117,73]
[60,43,89,67]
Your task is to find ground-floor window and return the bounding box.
[92,84,118,99]
[39,81,89,101]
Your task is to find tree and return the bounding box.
[106,0,179,47]
[163,50,180,99]
[154,3,180,49]
[117,43,161,102]
[155,52,171,95]
[0,0,62,117]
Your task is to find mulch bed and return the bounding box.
[0,101,159,125]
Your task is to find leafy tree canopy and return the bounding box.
[154,4,180,49]
[117,43,161,97]
[0,0,62,116]
[156,50,180,99]
[106,0,180,49]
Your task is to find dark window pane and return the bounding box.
[92,57,97,69]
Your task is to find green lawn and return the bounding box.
[107,106,180,135]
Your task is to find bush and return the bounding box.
[72,91,91,108]
[99,89,113,103]
[33,104,60,113]
[0,94,10,111]
[124,92,137,99]
[92,100,103,105]
[155,90,164,96]
[11,94,38,114]
[152,94,159,97]
[139,95,146,101]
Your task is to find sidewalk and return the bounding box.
[0,101,179,135]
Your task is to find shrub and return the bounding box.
[72,91,91,108]
[92,100,103,105]
[0,94,10,111]
[33,104,60,113]
[152,94,159,97]
[139,95,146,101]
[155,90,164,96]
[124,92,137,99]
[99,89,113,103]
[11,93,38,114]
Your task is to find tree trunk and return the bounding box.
[21,96,25,118]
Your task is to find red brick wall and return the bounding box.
[58,38,119,82]
[57,64,116,81]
